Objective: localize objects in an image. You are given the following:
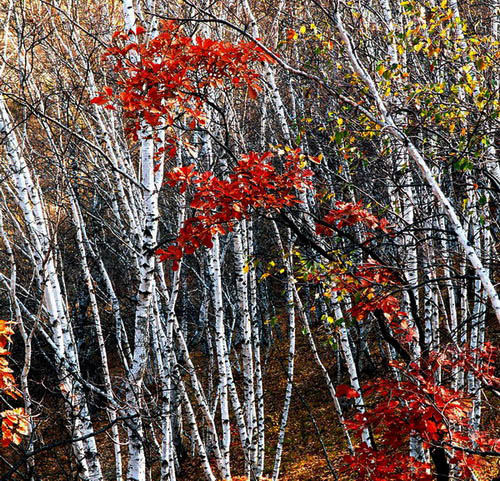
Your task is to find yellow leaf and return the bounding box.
[300,25,307,34]
[243,264,250,273]
[414,42,425,52]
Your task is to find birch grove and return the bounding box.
[0,1,498,481]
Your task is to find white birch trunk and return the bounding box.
[293,289,355,453]
[208,235,232,480]
[271,224,296,481]
[232,222,257,476]
[1,96,103,481]
[69,191,123,481]
[247,220,265,477]
[335,305,372,447]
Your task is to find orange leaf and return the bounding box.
[335,384,360,399]
[248,86,258,100]
[90,96,108,105]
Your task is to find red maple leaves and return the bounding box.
[335,384,360,399]
[343,344,499,480]
[0,320,28,447]
[312,204,499,480]
[315,200,392,237]
[157,149,313,270]
[91,20,273,141]
[92,20,313,271]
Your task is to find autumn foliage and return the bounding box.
[93,21,317,271]
[0,320,28,447]
[311,210,500,480]
[157,149,314,269]
[342,344,499,480]
[92,20,274,141]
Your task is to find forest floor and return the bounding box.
[179,323,350,481]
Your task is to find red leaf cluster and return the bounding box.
[91,21,273,142]
[315,200,392,237]
[344,344,499,480]
[333,260,412,336]
[335,384,360,399]
[304,202,498,479]
[1,408,29,447]
[157,150,313,269]
[0,320,28,447]
[0,320,18,398]
[342,443,434,481]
